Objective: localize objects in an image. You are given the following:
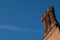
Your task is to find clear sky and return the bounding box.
[0,0,60,40]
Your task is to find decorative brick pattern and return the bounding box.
[41,6,60,40]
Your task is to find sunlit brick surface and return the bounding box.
[48,27,60,40]
[41,6,60,40]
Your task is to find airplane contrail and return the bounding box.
[0,25,43,33]
[0,25,21,31]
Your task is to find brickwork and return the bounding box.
[41,6,60,40]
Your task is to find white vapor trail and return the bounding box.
[0,25,43,33]
[0,25,20,31]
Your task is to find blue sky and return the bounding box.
[0,0,60,40]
